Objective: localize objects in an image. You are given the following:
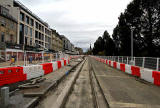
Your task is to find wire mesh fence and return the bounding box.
[97,56,160,71]
[0,51,69,68]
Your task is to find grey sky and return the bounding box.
[18,0,132,51]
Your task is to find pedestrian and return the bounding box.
[28,56,32,64]
[10,56,15,66]
[14,56,16,64]
[30,56,33,64]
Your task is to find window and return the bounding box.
[30,19,34,26]
[10,35,13,43]
[10,22,14,30]
[20,12,24,21]
[1,32,5,42]
[39,24,41,31]
[25,37,28,45]
[0,19,6,27]
[25,26,28,35]
[45,28,47,34]
[1,7,9,16]
[42,26,44,32]
[36,22,38,29]
[39,32,41,40]
[42,34,44,40]
[26,16,29,24]
[30,38,32,45]
[35,31,38,38]
[19,23,24,44]
[45,36,48,42]
[48,37,51,44]
[35,40,38,44]
[30,28,32,37]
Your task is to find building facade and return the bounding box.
[51,29,63,52]
[61,35,72,51]
[0,5,18,60]
[0,5,17,44]
[0,0,52,50]
[0,0,77,60]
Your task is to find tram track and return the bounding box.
[64,57,109,108]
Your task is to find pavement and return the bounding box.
[89,57,160,108]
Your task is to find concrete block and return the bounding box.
[0,87,9,107]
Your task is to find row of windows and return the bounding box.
[0,32,14,43]
[20,12,52,36]
[35,22,44,32]
[35,30,44,40]
[45,28,51,35]
[45,36,51,43]
[35,40,44,47]
[20,12,34,26]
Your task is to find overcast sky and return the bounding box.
[19,0,132,51]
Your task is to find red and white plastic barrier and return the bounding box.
[91,56,160,86]
[0,58,72,86]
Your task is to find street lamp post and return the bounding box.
[131,26,135,60]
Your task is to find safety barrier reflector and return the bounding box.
[131,66,141,77]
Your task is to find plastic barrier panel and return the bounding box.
[106,59,108,64]
[152,71,160,86]
[0,67,26,86]
[66,59,69,65]
[64,60,67,66]
[41,63,53,75]
[52,62,58,71]
[120,64,125,72]
[141,69,154,83]
[111,61,114,67]
[23,65,44,80]
[117,63,120,70]
[60,60,64,67]
[113,62,117,69]
[131,66,141,77]
[125,64,132,74]
[109,60,111,66]
[57,61,62,69]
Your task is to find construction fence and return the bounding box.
[0,50,69,68]
[98,56,160,71]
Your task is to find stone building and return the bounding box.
[51,29,63,52]
[0,5,17,44]
[0,5,17,61]
[0,0,52,50]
